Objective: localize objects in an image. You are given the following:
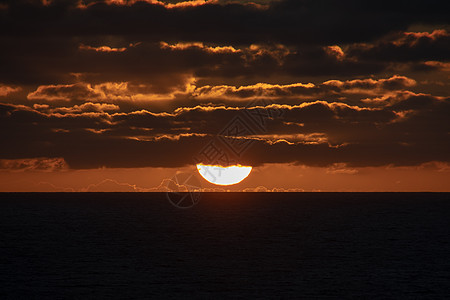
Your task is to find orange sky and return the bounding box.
[0,0,449,191]
[0,162,448,192]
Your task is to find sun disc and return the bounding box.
[196,164,252,186]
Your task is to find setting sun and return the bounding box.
[196,164,252,186]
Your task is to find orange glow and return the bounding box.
[196,164,252,186]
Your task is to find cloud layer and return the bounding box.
[0,0,449,173]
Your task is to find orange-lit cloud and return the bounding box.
[27,83,103,102]
[422,61,450,72]
[0,84,21,96]
[192,82,316,99]
[400,29,448,45]
[79,44,127,52]
[49,102,121,113]
[348,30,450,63]
[325,45,345,60]
[3,90,449,171]
[160,41,291,65]
[27,79,197,103]
[323,75,416,93]
[79,42,141,52]
[101,0,219,9]
[25,75,417,104]
[160,41,240,54]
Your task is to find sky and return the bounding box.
[0,0,449,192]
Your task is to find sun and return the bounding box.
[196,164,252,186]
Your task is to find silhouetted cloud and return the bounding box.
[1,92,448,168]
[348,30,450,62]
[0,0,449,177]
[0,157,68,171]
[0,0,449,88]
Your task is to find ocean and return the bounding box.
[1,192,449,299]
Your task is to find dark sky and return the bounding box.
[0,0,449,191]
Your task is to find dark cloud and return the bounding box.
[2,0,449,45]
[1,0,449,88]
[22,75,418,111]
[0,157,68,171]
[0,0,449,172]
[348,30,450,63]
[1,93,448,168]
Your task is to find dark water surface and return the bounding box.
[1,192,449,299]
